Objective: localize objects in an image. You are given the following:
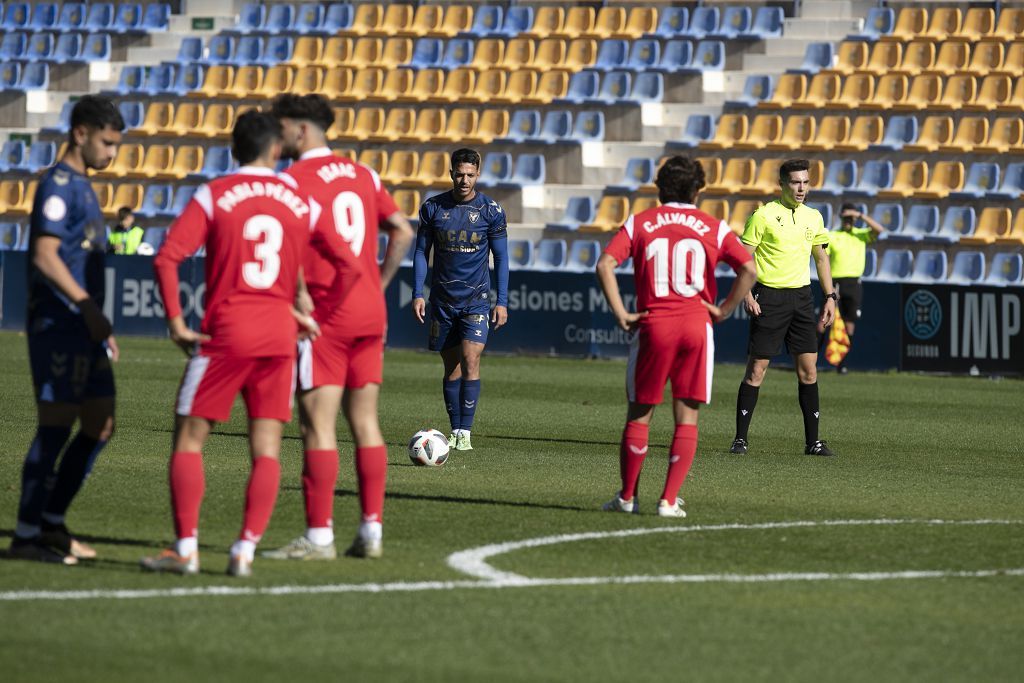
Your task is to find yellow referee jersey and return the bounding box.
[741,200,829,288]
[826,227,875,279]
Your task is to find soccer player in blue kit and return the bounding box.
[9,96,124,565]
[412,149,509,451]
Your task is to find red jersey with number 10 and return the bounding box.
[154,166,359,358]
[604,202,752,319]
[281,148,399,338]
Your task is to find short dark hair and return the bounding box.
[451,148,481,169]
[116,206,133,222]
[270,93,334,132]
[840,202,858,213]
[232,111,282,166]
[655,156,705,204]
[69,95,124,134]
[779,158,810,181]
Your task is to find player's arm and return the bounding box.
[705,230,757,323]
[597,222,646,332]
[739,211,765,316]
[379,211,415,291]
[411,204,433,324]
[32,237,112,343]
[488,209,509,330]
[812,243,836,327]
[844,207,885,235]
[154,196,211,355]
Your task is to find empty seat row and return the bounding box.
[853,6,1024,42]
[870,204,1024,246]
[0,141,56,174]
[232,3,471,38]
[130,102,253,139]
[0,222,30,251]
[184,34,296,67]
[823,38,1024,78]
[818,159,1024,201]
[0,61,47,91]
[113,63,205,97]
[0,2,168,32]
[873,248,1023,286]
[0,31,112,63]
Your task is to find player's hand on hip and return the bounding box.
[168,316,210,356]
[412,297,426,324]
[292,308,321,342]
[105,336,120,362]
[702,300,728,323]
[491,305,508,330]
[295,289,314,317]
[616,310,648,332]
[78,298,113,342]
[820,298,836,327]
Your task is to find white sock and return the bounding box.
[176,537,198,557]
[458,429,471,437]
[231,539,256,561]
[306,527,334,546]
[359,521,383,542]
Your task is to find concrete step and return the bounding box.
[800,0,854,20]
[127,47,182,65]
[181,0,237,19]
[783,18,861,40]
[742,53,807,72]
[764,38,821,57]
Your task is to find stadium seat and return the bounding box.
[608,158,656,194]
[389,190,421,220]
[507,239,535,270]
[597,70,634,104]
[290,3,323,34]
[565,240,601,272]
[133,102,173,138]
[26,141,55,173]
[631,72,664,102]
[497,5,533,38]
[554,6,595,40]
[0,222,21,250]
[710,6,752,40]
[613,7,657,40]
[862,248,878,279]
[113,3,144,31]
[654,39,693,74]
[98,143,144,179]
[950,162,999,201]
[195,103,235,138]
[568,110,604,142]
[728,199,762,235]
[24,32,55,61]
[846,160,893,198]
[409,37,443,69]
[205,35,235,65]
[993,7,1024,40]
[57,2,87,29]
[503,109,541,143]
[874,249,913,281]
[882,7,927,43]
[0,62,23,90]
[975,117,1023,154]
[700,114,747,150]
[687,41,725,72]
[523,6,564,40]
[877,160,927,199]
[168,63,203,97]
[0,32,27,61]
[136,184,173,218]
[465,109,508,145]
[579,196,629,233]
[739,159,782,197]
[939,116,989,154]
[321,3,353,33]
[0,139,25,173]
[745,6,784,39]
[289,36,322,66]
[667,114,715,150]
[829,41,869,76]
[478,152,512,187]
[967,40,1004,77]
[923,7,962,42]
[698,199,729,223]
[684,6,719,40]
[909,250,948,283]
[859,41,903,76]
[985,252,1024,285]
[903,115,953,153]
[946,252,986,285]
[140,2,170,31]
[989,162,1024,201]
[791,42,834,76]
[136,144,175,179]
[380,149,418,186]
[1,3,30,30]
[705,158,756,195]
[502,154,544,188]
[931,206,977,244]
[650,7,688,38]
[440,38,474,70]
[535,239,567,270]
[164,102,204,137]
[466,5,502,37]
[997,209,1024,246]
[163,145,203,181]
[338,4,383,37]
[869,203,904,236]
[800,114,848,152]
[232,36,263,65]
[724,74,773,109]
[319,36,353,68]
[595,39,629,71]
[769,115,817,152]
[760,74,806,109]
[854,6,896,41]
[959,208,1010,246]
[734,114,782,151]
[405,150,446,186]
[998,76,1024,112]
[932,74,977,111]
[191,65,233,99]
[966,74,1015,111]
[816,159,858,198]
[887,204,935,243]
[194,146,234,180]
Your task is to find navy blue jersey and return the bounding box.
[27,162,107,333]
[413,190,509,307]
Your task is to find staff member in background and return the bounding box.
[729,159,838,458]
[108,206,144,255]
[819,203,885,374]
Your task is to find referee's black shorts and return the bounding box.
[748,284,818,358]
[835,277,862,322]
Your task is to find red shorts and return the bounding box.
[176,354,296,423]
[297,334,384,391]
[626,316,714,405]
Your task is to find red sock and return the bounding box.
[620,421,649,500]
[661,424,698,504]
[355,445,388,523]
[240,456,281,543]
[302,449,339,529]
[169,451,204,540]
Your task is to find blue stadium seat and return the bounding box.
[119,101,145,132]
[142,3,170,31]
[502,109,541,143]
[725,74,774,108]
[466,5,503,37]
[441,38,474,70]
[807,201,834,228]
[505,154,545,187]
[985,252,1024,286]
[566,239,601,272]
[627,39,660,71]
[569,110,604,142]
[875,249,913,281]
[507,239,534,270]
[989,162,1024,201]
[561,69,600,104]
[617,257,634,273]
[292,3,324,33]
[667,114,716,150]
[478,152,513,187]
[410,38,443,69]
[538,110,572,143]
[846,160,893,198]
[137,184,174,218]
[85,3,114,30]
[870,202,903,234]
[650,7,689,38]
[947,251,986,285]
[53,33,84,63]
[143,64,175,95]
[43,100,74,133]
[0,140,26,173]
[0,223,21,250]
[112,3,143,31]
[29,2,58,30]
[631,72,664,102]
[0,62,22,90]
[206,35,236,64]
[889,204,937,243]
[57,2,87,30]
[851,7,894,41]
[263,3,294,34]
[870,115,918,152]
[684,6,720,39]
[597,70,631,104]
[193,146,234,179]
[19,62,49,90]
[710,6,752,40]
[790,42,834,75]
[321,3,353,33]
[26,141,56,172]
[234,3,265,33]
[0,31,27,60]
[927,206,976,244]
[141,227,167,251]
[862,248,878,279]
[499,6,533,38]
[81,34,111,62]
[743,6,784,39]
[169,185,196,217]
[1,2,30,30]
[263,36,294,65]
[168,63,204,96]
[685,41,725,72]
[817,159,858,197]
[547,196,596,232]
[25,33,55,61]
[909,250,948,283]
[535,239,568,270]
[595,39,629,71]
[608,158,655,193]
[234,36,264,65]
[177,37,203,64]
[951,162,1000,201]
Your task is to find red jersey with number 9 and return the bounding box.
[281,148,399,338]
[603,202,752,319]
[154,166,359,357]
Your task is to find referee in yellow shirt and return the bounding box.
[820,203,885,374]
[730,159,838,457]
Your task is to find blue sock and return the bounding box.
[443,378,462,432]
[43,433,107,522]
[17,425,72,537]
[460,379,481,431]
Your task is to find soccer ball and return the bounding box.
[408,429,450,467]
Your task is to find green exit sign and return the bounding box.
[192,17,214,30]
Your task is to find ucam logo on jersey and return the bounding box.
[901,285,1023,375]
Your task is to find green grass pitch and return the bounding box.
[0,331,1022,682]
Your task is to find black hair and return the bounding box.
[69,95,124,135]
[270,93,334,132]
[116,206,133,222]
[840,202,859,213]
[232,111,282,166]
[655,156,705,205]
[451,148,481,169]
[779,158,811,181]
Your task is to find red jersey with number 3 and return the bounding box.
[154,166,359,357]
[281,148,399,338]
[604,202,752,319]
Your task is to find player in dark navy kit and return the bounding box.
[412,148,509,451]
[10,96,124,565]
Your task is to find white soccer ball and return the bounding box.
[408,429,450,467]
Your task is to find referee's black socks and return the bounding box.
[798,382,820,445]
[735,383,759,440]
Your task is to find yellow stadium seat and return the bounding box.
[344,108,386,141]
[890,73,942,111]
[399,68,445,103]
[398,5,442,38]
[321,37,353,68]
[877,160,928,199]
[341,68,384,102]
[975,116,1024,153]
[190,65,233,99]
[759,73,806,109]
[326,107,354,141]
[290,65,323,95]
[998,210,1024,246]
[766,115,816,151]
[894,41,934,76]
[931,74,977,111]
[164,103,204,136]
[136,144,174,179]
[436,67,475,103]
[523,69,570,105]
[740,158,783,197]
[804,115,849,152]
[863,73,909,110]
[320,67,354,100]
[882,7,928,42]
[399,108,445,144]
[964,74,1015,111]
[904,117,953,153]
[700,114,748,150]
[960,208,1011,246]
[252,65,294,99]
[380,4,414,37]
[462,68,505,104]
[434,6,473,38]
[98,143,143,178]
[555,7,596,39]
[500,38,536,70]
[734,114,783,150]
[830,41,869,75]
[997,76,1024,112]
[631,197,660,215]
[492,69,538,105]
[368,107,416,143]
[791,72,842,109]
[290,36,323,67]
[391,189,421,218]
[133,103,173,137]
[940,116,989,153]
[357,149,388,176]
[196,104,235,139]
[368,68,415,102]
[729,200,763,235]
[834,73,874,109]
[91,182,112,215]
[705,158,756,195]
[921,7,961,42]
[591,7,626,40]
[462,110,509,145]
[565,39,598,70]
[223,65,263,99]
[348,37,382,69]
[534,38,567,72]
[443,109,479,143]
[959,8,996,40]
[696,157,722,187]
[833,115,884,151]
[998,40,1023,76]
[992,8,1024,40]
[409,150,450,187]
[108,183,143,217]
[381,150,419,186]
[928,40,970,76]
[379,37,413,68]
[613,7,658,40]
[966,41,1004,76]
[524,7,565,40]
[163,145,203,180]
[862,41,902,76]
[0,180,24,216]
[340,4,383,36]
[469,39,504,71]
[698,198,729,222]
[579,196,629,233]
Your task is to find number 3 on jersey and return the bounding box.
[645,237,706,298]
[332,191,366,256]
[242,215,284,289]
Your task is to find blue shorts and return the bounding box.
[28,330,115,404]
[428,299,491,352]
